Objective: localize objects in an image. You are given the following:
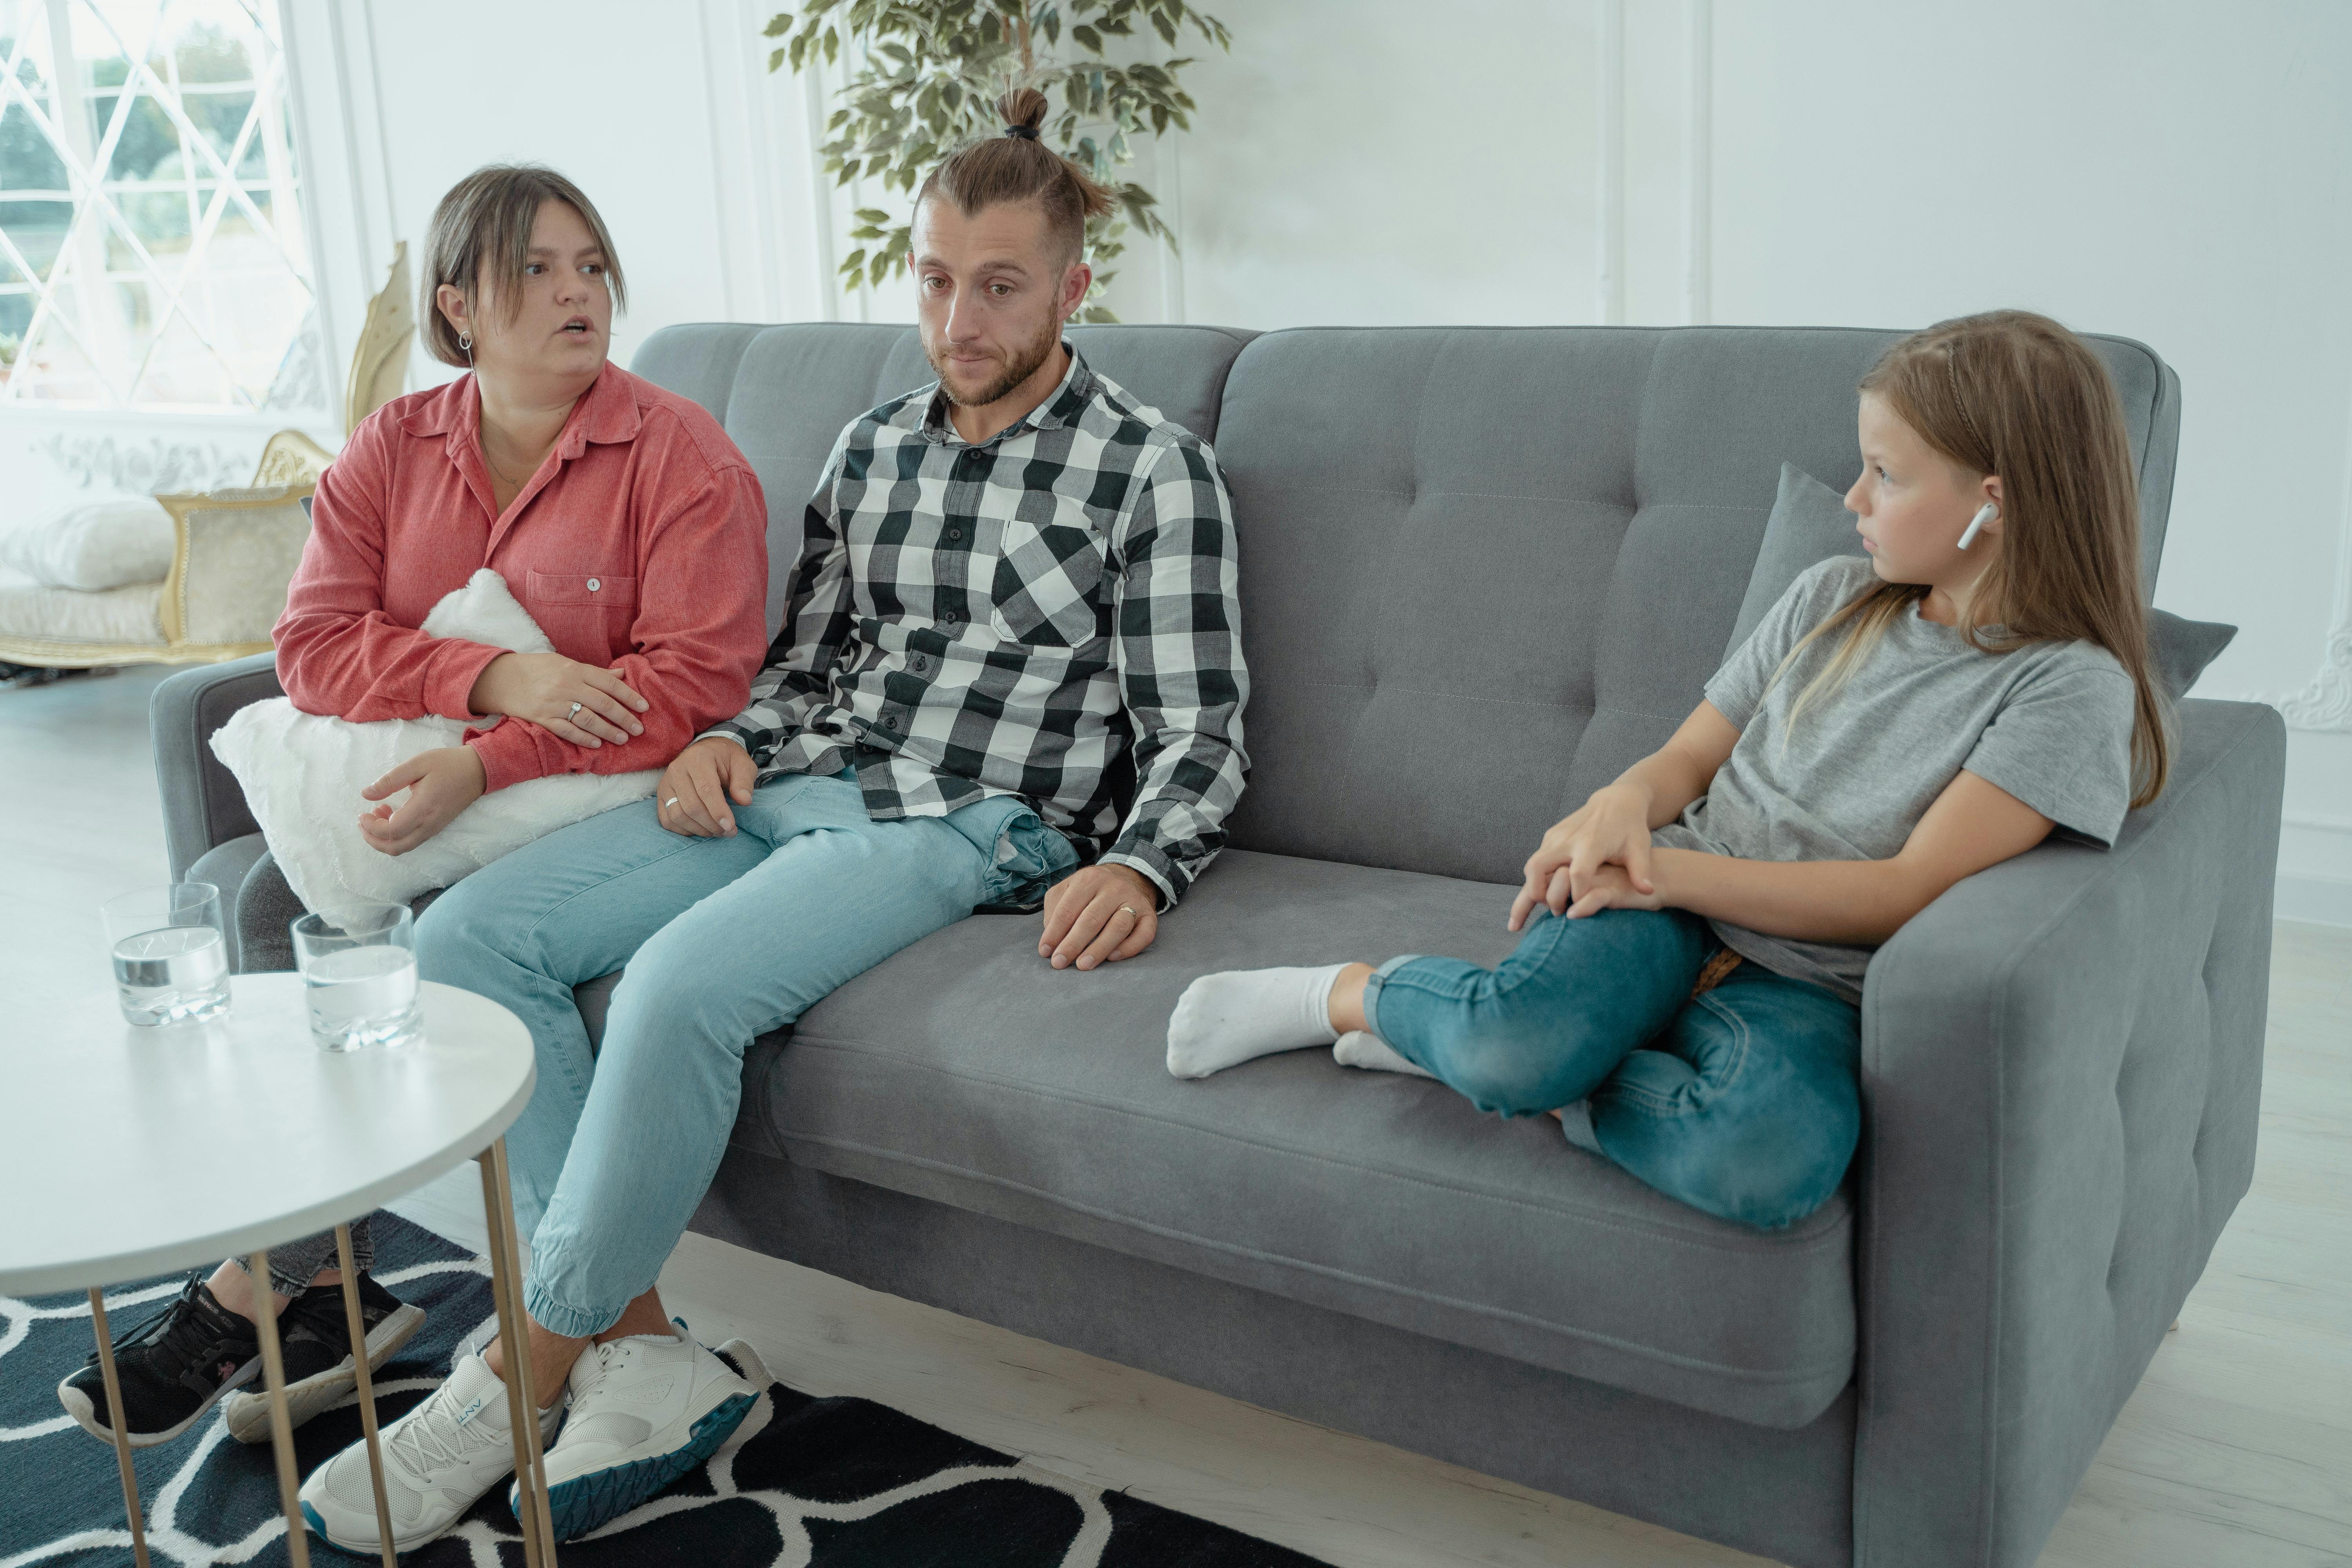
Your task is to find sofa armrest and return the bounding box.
[1850,698,2285,1568]
[152,652,282,882]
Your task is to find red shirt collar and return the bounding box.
[399,361,643,457]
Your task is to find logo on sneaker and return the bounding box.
[613,1376,675,1405]
[457,1396,486,1425]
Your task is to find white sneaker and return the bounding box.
[298,1351,562,1552]
[523,1325,756,1539]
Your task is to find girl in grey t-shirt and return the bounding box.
[1164,310,2175,1231]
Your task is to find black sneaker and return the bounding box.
[57,1278,261,1448]
[223,1272,426,1444]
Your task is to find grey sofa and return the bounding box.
[152,322,2286,1568]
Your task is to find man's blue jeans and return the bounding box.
[415,769,1074,1339]
[1363,909,1861,1230]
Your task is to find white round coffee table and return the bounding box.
[0,974,559,1567]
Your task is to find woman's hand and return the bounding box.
[1509,784,1659,931]
[657,737,758,837]
[469,651,648,748]
[358,747,487,856]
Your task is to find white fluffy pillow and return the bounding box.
[0,496,176,590]
[210,570,663,926]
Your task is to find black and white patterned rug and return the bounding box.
[1,1214,1329,1566]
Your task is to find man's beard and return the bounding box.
[927,315,1061,408]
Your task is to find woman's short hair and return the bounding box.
[419,164,628,367]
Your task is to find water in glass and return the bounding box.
[304,945,421,1051]
[112,925,230,1025]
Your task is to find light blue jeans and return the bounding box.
[1363,908,1862,1230]
[415,769,1076,1339]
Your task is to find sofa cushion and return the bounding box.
[744,848,1855,1429]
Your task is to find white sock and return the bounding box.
[1333,1030,1435,1078]
[1167,964,1348,1079]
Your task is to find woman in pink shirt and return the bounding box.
[276,164,770,852]
[55,168,769,1458]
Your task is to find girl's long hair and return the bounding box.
[1777,310,2170,808]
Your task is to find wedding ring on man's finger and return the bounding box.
[1118,906,1138,919]
[664,797,680,808]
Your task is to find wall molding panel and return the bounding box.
[1595,0,1626,325]
[1683,0,1711,325]
[2258,394,2352,733]
[31,432,256,493]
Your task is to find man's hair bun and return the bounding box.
[915,86,1115,266]
[1000,87,1051,136]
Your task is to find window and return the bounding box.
[0,0,323,411]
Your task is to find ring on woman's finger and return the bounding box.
[664,797,680,808]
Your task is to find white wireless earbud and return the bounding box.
[1958,501,1998,550]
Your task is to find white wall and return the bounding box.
[7,0,2344,921]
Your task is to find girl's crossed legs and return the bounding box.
[1173,909,1862,1230]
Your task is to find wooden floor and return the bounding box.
[8,664,2349,1568]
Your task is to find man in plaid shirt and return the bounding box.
[370,101,1249,1540]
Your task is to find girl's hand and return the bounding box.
[358,747,487,855]
[469,651,648,748]
[1509,784,1658,931]
[1561,861,1668,920]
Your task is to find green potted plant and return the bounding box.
[763,0,1228,321]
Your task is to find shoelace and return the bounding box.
[107,1278,247,1368]
[567,1340,622,1406]
[387,1382,505,1475]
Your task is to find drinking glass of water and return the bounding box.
[291,905,421,1051]
[103,883,231,1027]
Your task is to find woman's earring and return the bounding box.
[457,331,472,352]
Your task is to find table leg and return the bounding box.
[247,1250,313,1568]
[85,1289,151,1568]
[479,1142,557,1564]
[333,1225,399,1568]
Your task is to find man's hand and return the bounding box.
[358,747,487,856]
[658,737,759,837]
[1040,863,1160,971]
[469,650,647,747]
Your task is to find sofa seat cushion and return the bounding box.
[0,566,165,649]
[749,848,1855,1429]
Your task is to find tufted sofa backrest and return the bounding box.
[633,320,2181,889]
[1212,326,2180,885]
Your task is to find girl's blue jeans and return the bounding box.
[1363,908,1862,1230]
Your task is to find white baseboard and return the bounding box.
[2278,872,2352,929]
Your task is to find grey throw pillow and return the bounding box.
[1728,461,2236,699]
[2146,610,2235,701]
[1725,463,1864,661]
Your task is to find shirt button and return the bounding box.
[943,611,961,626]
[884,714,901,731]
[947,527,963,542]
[911,655,929,673]
[587,578,601,592]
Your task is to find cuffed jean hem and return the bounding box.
[521,1276,617,1341]
[232,1219,374,1299]
[1357,953,1424,1043]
